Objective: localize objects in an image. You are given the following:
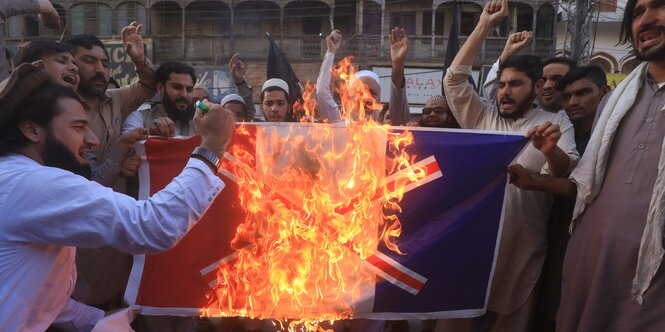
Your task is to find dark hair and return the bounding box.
[543,57,577,72]
[0,84,82,156]
[620,0,639,47]
[108,77,120,89]
[555,65,608,91]
[498,55,544,85]
[260,86,295,122]
[155,61,196,85]
[16,41,74,64]
[62,34,108,56]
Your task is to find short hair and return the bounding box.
[0,84,81,156]
[498,55,543,85]
[620,0,639,47]
[16,41,74,65]
[542,57,577,72]
[62,34,108,56]
[155,61,196,85]
[555,65,608,91]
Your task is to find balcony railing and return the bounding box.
[120,34,557,65]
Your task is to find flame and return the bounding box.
[202,57,424,331]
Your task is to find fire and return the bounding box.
[202,57,424,331]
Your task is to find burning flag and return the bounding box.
[124,57,528,329]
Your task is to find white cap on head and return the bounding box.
[221,93,245,106]
[262,78,289,94]
[355,70,381,87]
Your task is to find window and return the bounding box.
[363,11,381,35]
[71,4,112,36]
[536,4,555,38]
[422,11,444,36]
[116,2,147,35]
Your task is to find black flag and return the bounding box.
[442,0,474,94]
[266,34,303,105]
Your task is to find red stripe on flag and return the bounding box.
[365,254,425,292]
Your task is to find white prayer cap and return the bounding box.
[355,70,381,87]
[221,93,245,106]
[262,78,289,94]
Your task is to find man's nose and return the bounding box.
[85,127,100,147]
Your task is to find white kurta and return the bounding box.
[444,65,580,314]
[0,154,224,331]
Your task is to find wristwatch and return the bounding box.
[192,146,221,173]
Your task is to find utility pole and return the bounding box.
[562,0,596,64]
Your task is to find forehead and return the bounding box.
[358,76,381,95]
[54,97,87,120]
[166,72,194,86]
[263,90,288,102]
[424,99,447,108]
[563,78,599,93]
[224,103,245,111]
[543,63,570,77]
[499,68,531,82]
[74,45,108,60]
[43,51,74,61]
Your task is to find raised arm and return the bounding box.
[482,31,532,103]
[230,53,256,121]
[111,21,157,118]
[316,30,343,123]
[388,28,411,125]
[452,0,508,67]
[0,0,62,82]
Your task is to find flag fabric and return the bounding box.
[267,34,303,105]
[125,123,528,319]
[442,0,474,93]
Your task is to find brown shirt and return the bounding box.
[558,77,665,332]
[86,58,155,163]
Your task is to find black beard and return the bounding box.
[497,87,536,120]
[162,93,194,123]
[78,73,108,97]
[43,132,92,179]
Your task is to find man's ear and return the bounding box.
[602,85,611,95]
[156,81,165,97]
[535,79,544,95]
[18,120,46,144]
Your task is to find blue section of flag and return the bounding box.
[373,129,528,313]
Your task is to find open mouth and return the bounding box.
[639,30,664,48]
[500,98,516,108]
[62,73,78,88]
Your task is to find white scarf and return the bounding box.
[570,62,665,304]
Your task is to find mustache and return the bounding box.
[174,97,190,105]
[89,73,107,83]
[638,24,665,36]
[500,97,516,104]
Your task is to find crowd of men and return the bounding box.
[0,0,664,331]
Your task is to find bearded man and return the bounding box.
[437,0,579,331]
[123,61,198,137]
[555,0,665,330]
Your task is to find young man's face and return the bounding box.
[497,68,540,119]
[72,45,110,97]
[262,90,290,122]
[538,63,571,111]
[41,51,79,90]
[420,98,459,128]
[561,78,605,123]
[631,0,665,60]
[42,97,100,176]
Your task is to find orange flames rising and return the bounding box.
[202,56,424,331]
